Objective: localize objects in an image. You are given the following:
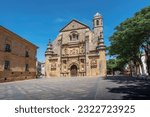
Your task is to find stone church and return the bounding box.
[45,12,106,77]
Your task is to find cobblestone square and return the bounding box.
[0,76,150,100]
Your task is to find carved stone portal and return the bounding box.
[70,65,78,76]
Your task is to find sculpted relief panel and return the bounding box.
[62,46,85,56]
[51,62,56,71]
[62,47,80,56]
[91,59,97,68]
[79,45,85,54]
[70,48,79,55]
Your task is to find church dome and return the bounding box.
[94,12,102,18]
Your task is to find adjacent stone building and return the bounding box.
[0,26,38,82]
[36,61,45,77]
[45,13,106,77]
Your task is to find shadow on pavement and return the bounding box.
[104,76,150,100]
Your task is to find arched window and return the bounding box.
[73,34,76,38]
[96,20,99,26]
[69,31,79,41]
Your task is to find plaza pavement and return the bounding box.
[0,76,150,100]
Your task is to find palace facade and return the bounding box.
[45,13,106,77]
[0,26,38,82]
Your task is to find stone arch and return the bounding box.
[69,62,79,77]
[69,31,79,41]
[96,20,99,25]
[69,62,79,70]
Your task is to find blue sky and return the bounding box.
[0,0,150,62]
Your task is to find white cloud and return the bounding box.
[54,18,65,23]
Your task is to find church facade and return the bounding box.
[45,13,106,77]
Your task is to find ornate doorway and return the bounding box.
[70,65,78,77]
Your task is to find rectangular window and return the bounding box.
[81,59,84,63]
[25,51,29,57]
[5,44,11,52]
[25,64,29,71]
[4,61,10,70]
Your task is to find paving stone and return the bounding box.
[0,76,150,100]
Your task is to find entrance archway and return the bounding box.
[70,65,78,77]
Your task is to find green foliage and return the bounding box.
[108,6,150,75]
[107,59,117,71]
[107,58,126,74]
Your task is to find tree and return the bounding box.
[107,59,117,75]
[108,6,150,76]
[107,58,126,75]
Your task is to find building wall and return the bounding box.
[45,14,107,78]
[41,63,45,76]
[0,26,37,82]
[140,55,148,75]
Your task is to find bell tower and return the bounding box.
[93,12,106,77]
[93,12,103,39]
